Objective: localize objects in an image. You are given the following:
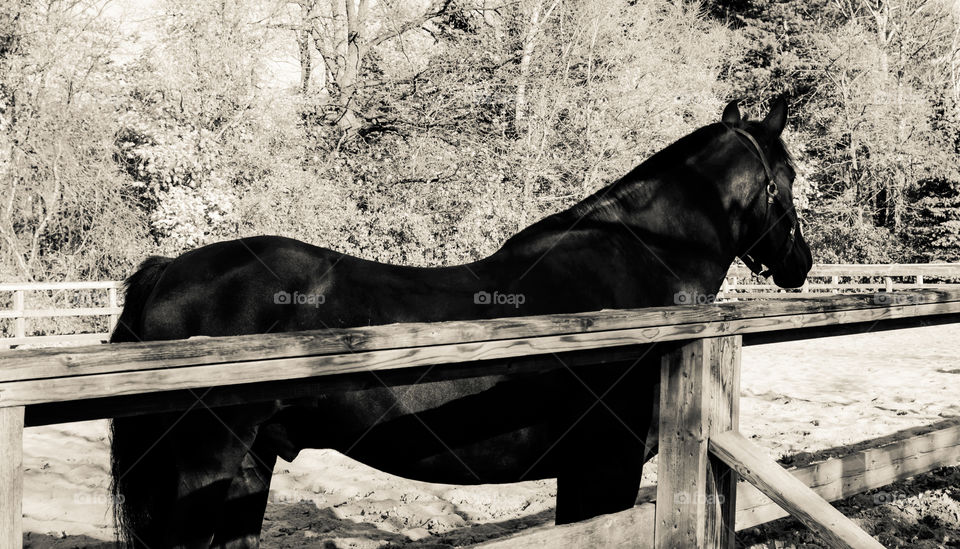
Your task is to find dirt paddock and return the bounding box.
[21,323,960,548]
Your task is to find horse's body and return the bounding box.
[110,98,812,548]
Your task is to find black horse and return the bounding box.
[110,97,811,548]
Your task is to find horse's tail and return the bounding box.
[109,256,173,547]
[109,255,172,344]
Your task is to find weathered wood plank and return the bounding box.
[735,422,960,530]
[707,336,740,549]
[655,340,710,548]
[471,503,655,548]
[655,336,740,549]
[482,422,960,548]
[23,345,654,426]
[2,295,960,407]
[2,290,960,386]
[0,406,23,549]
[710,431,884,549]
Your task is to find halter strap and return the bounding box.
[731,128,777,193]
[725,125,798,278]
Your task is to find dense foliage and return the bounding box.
[2,0,959,281]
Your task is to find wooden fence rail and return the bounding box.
[0,281,122,348]
[1,289,959,547]
[722,263,960,300]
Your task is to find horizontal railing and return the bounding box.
[0,281,122,348]
[722,263,960,299]
[2,290,960,547]
[3,289,959,420]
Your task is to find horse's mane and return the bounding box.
[499,120,793,251]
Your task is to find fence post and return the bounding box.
[0,406,24,549]
[12,290,25,340]
[916,274,923,286]
[655,336,741,549]
[884,276,893,293]
[108,285,119,334]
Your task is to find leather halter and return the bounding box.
[727,126,798,279]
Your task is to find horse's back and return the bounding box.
[140,236,341,339]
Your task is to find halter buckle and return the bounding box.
[766,181,779,203]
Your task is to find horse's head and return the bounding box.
[715,96,812,288]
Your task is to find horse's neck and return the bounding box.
[494,177,736,306]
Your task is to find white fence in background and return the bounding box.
[4,264,960,347]
[721,263,960,300]
[0,281,122,348]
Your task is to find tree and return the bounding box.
[0,0,148,281]
[274,0,455,140]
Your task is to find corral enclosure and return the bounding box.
[3,0,960,546]
[3,287,960,548]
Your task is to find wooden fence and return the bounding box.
[0,281,122,348]
[3,264,959,348]
[722,263,960,300]
[2,290,960,547]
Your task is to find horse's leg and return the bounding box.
[643,378,660,462]
[166,407,265,548]
[554,358,658,524]
[555,432,644,524]
[210,433,279,549]
[113,403,277,548]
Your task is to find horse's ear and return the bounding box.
[763,94,789,136]
[721,100,741,124]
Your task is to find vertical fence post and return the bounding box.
[108,285,119,334]
[655,336,741,549]
[884,276,894,293]
[831,275,840,294]
[916,274,923,286]
[0,406,24,549]
[12,290,25,340]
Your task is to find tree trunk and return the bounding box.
[297,28,312,95]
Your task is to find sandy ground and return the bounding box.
[20,323,960,548]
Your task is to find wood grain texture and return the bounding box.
[1,290,959,390]
[710,431,885,549]
[0,406,23,549]
[706,336,740,549]
[735,422,960,530]
[23,345,654,426]
[656,339,710,548]
[655,336,740,549]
